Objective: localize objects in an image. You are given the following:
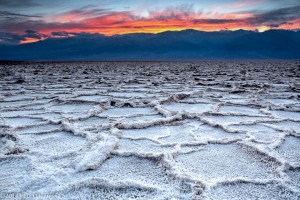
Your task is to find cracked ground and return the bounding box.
[0,61,300,199]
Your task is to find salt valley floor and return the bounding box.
[0,61,299,200]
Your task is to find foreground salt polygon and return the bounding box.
[0,61,299,199]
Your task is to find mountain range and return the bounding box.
[0,29,299,60]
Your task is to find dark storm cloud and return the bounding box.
[0,30,46,44]
[0,0,38,8]
[193,19,241,24]
[249,6,300,24]
[0,11,40,18]
[24,30,46,39]
[268,21,294,28]
[0,18,82,33]
[51,31,103,38]
[0,32,25,44]
[51,31,71,37]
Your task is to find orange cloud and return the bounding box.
[20,37,40,44]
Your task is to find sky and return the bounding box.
[0,0,300,44]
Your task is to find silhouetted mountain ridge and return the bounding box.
[0,29,299,60]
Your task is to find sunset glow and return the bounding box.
[0,0,299,44]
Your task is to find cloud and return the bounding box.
[0,17,83,33]
[51,31,71,37]
[51,31,103,38]
[48,7,112,22]
[214,0,263,11]
[0,30,46,44]
[249,5,300,24]
[0,0,38,8]
[1,4,300,44]
[267,21,294,28]
[24,30,46,39]
[193,18,242,24]
[0,32,25,44]
[149,4,195,20]
[0,10,40,18]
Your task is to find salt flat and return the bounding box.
[0,61,299,199]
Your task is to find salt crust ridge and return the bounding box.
[0,61,299,199]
